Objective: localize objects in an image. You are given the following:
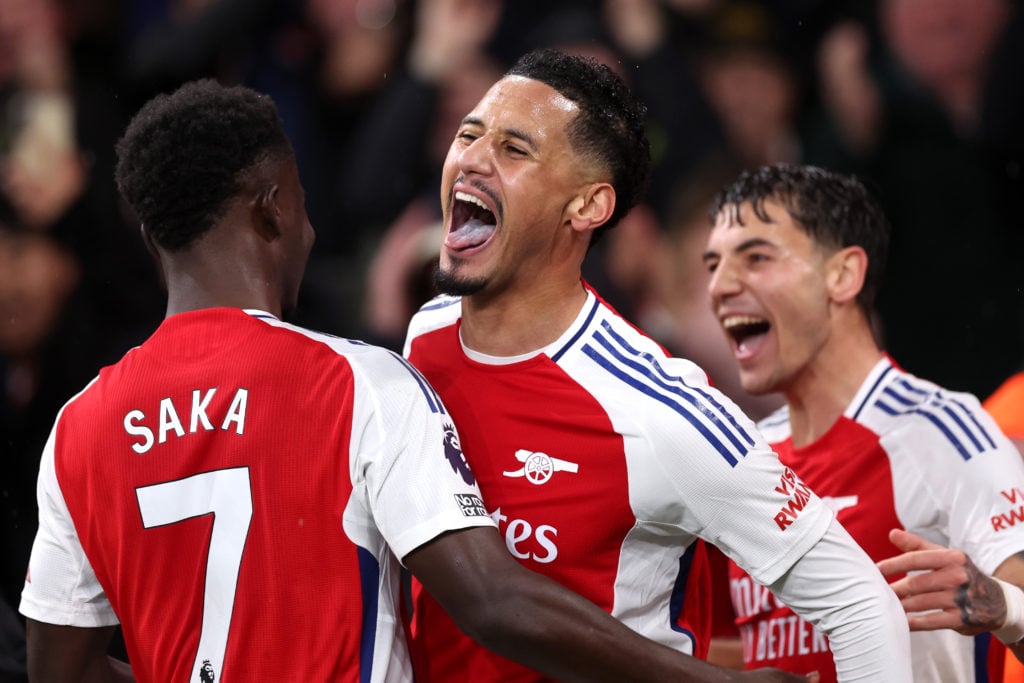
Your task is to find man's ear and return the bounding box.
[826,245,868,304]
[568,182,616,234]
[251,184,281,242]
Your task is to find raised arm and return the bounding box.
[26,621,133,683]
[406,526,816,683]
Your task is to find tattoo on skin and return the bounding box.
[955,556,1006,630]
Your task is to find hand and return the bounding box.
[816,21,880,155]
[877,528,1006,635]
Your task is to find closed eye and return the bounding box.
[701,251,720,273]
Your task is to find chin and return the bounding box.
[738,373,774,398]
[434,265,487,297]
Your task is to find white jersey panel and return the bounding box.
[20,385,118,628]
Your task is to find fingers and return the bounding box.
[883,556,968,593]
[905,609,966,632]
[877,547,966,578]
[888,528,943,552]
[890,578,959,612]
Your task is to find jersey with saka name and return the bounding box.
[403,288,834,683]
[20,308,494,683]
[729,356,1024,683]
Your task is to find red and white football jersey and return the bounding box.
[404,288,834,682]
[729,356,1024,683]
[20,308,494,683]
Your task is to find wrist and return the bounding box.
[993,577,1024,644]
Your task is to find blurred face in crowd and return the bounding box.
[881,0,1010,89]
[435,75,593,299]
[0,229,78,357]
[702,200,834,396]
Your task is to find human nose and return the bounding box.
[707,258,741,304]
[455,136,494,176]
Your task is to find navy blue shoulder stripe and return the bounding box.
[851,363,894,420]
[583,320,754,467]
[391,353,447,416]
[874,378,996,460]
[758,410,790,431]
[419,296,461,313]
[550,296,601,362]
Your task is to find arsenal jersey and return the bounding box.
[404,288,833,682]
[20,308,494,682]
[729,356,1024,682]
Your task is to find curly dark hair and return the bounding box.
[710,163,890,312]
[507,48,651,240]
[114,79,292,251]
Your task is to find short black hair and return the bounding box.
[507,48,650,240]
[115,79,292,251]
[710,163,890,311]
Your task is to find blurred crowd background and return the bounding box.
[1,0,1023,676]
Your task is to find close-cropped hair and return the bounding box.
[711,163,890,311]
[507,48,651,239]
[114,78,293,251]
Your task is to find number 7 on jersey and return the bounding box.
[136,467,253,682]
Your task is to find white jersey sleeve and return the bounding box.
[563,309,834,586]
[20,390,119,627]
[638,379,833,586]
[342,344,495,561]
[773,518,913,682]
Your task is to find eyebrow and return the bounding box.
[701,236,776,263]
[459,116,539,152]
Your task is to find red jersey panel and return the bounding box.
[404,291,833,682]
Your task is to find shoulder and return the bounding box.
[404,295,462,352]
[858,365,1003,461]
[252,314,431,393]
[566,303,764,461]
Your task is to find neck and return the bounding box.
[158,229,283,319]
[460,276,588,356]
[784,319,883,448]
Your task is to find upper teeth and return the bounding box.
[723,315,765,329]
[455,191,489,211]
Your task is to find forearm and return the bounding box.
[408,528,751,683]
[773,520,912,682]
[27,620,133,683]
[470,571,737,683]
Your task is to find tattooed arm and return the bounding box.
[877,529,1024,661]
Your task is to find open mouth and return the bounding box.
[722,315,770,358]
[445,191,497,252]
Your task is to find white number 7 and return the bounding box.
[136,467,253,681]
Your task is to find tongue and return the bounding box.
[735,331,768,360]
[445,219,496,250]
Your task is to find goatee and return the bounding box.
[433,264,487,296]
